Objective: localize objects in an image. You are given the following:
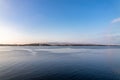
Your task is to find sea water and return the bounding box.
[0,46,120,80]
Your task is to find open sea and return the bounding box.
[0,46,120,80]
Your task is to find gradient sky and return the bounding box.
[0,0,120,44]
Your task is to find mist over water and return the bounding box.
[0,46,120,80]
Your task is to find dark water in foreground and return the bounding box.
[0,46,120,80]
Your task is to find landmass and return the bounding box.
[0,43,119,46]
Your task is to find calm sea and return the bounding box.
[0,46,120,80]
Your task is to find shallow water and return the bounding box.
[0,46,120,80]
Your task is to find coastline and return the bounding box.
[0,43,119,46]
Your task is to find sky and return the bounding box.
[0,0,120,44]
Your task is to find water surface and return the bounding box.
[0,46,120,80]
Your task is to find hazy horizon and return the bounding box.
[0,0,120,44]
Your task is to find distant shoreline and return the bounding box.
[0,43,119,46]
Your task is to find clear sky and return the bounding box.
[0,0,120,44]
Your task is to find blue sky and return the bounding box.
[0,0,120,44]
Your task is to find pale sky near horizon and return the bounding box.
[0,0,120,44]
